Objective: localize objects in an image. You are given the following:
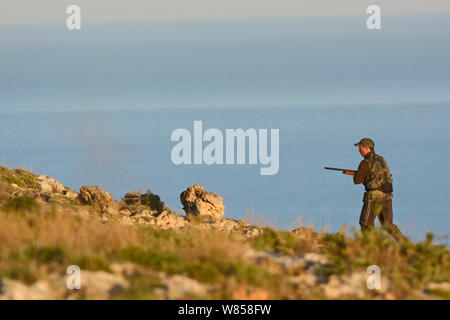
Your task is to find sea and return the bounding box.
[1,15,449,243]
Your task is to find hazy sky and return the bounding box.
[2,0,450,24]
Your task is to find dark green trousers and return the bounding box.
[359,199,406,242]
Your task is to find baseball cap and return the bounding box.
[354,138,375,148]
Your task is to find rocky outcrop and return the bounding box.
[119,209,189,230]
[77,186,113,213]
[0,278,52,300]
[156,274,212,299]
[123,192,140,206]
[37,175,65,194]
[0,270,128,300]
[244,249,329,275]
[75,270,129,299]
[191,218,262,237]
[121,190,167,216]
[110,263,213,299]
[37,174,78,199]
[180,184,224,220]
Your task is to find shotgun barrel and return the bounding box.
[324,167,357,174]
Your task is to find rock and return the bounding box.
[302,252,329,267]
[322,273,367,299]
[37,174,66,194]
[62,188,78,199]
[121,190,167,217]
[289,273,318,287]
[36,174,78,199]
[232,285,270,300]
[244,226,261,237]
[78,186,113,213]
[12,190,41,199]
[155,211,189,230]
[185,217,263,237]
[292,227,324,250]
[0,278,52,300]
[321,271,389,299]
[1,269,129,300]
[161,274,210,299]
[123,192,140,205]
[180,184,224,220]
[192,218,244,232]
[292,226,319,240]
[426,282,450,293]
[78,271,129,299]
[119,207,133,217]
[244,249,307,272]
[40,193,51,203]
[110,263,142,278]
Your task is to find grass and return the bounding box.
[3,196,40,212]
[0,203,448,299]
[0,166,41,191]
[0,172,448,299]
[319,228,450,298]
[0,206,285,297]
[249,228,320,255]
[116,273,163,300]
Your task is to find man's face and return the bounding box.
[358,145,370,157]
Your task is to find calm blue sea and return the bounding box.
[1,16,449,243]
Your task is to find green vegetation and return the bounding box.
[0,207,287,297]
[140,190,166,213]
[320,228,450,297]
[0,203,448,299]
[249,228,319,255]
[0,166,41,191]
[3,196,40,212]
[0,167,448,299]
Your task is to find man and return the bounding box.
[344,138,407,242]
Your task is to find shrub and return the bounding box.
[3,196,39,212]
[250,228,311,255]
[140,190,166,213]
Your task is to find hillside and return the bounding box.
[0,165,448,300]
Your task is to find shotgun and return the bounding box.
[324,167,357,175]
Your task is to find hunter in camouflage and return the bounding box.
[349,138,407,242]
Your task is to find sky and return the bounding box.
[1,0,450,25]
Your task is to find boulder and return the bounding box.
[62,188,78,199]
[0,270,129,300]
[157,274,211,299]
[121,190,167,216]
[123,192,140,205]
[37,175,66,194]
[78,186,113,213]
[37,174,78,199]
[0,278,52,300]
[76,270,129,299]
[155,211,189,230]
[180,184,224,220]
[426,282,450,293]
